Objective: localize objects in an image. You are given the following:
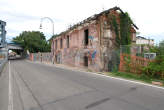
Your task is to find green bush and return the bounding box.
[124,55,131,72]
[142,55,164,79]
[142,40,164,80]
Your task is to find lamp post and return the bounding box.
[39,17,55,63]
[39,17,54,36]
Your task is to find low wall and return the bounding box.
[29,52,101,72]
[119,53,151,74]
[29,53,53,63]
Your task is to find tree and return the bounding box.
[12,31,51,53]
[159,40,164,55]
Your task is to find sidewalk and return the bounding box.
[33,61,92,72]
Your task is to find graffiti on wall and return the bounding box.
[64,48,67,57]
[89,36,94,46]
[62,47,82,66]
[90,25,97,36]
[88,35,98,48]
[62,46,98,66]
[88,50,97,64]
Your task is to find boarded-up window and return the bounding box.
[104,29,112,38]
[132,33,136,41]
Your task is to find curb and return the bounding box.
[27,60,164,90]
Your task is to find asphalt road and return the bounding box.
[1,60,164,110]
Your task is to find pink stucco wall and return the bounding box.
[51,21,102,71]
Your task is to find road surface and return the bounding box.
[0,60,164,110]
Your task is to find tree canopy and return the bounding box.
[12,31,51,53]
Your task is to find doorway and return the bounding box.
[84,56,88,67]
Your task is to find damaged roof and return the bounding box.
[51,6,138,40]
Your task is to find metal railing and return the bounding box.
[0,49,8,75]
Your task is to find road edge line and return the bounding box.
[87,71,164,90]
[8,61,13,110]
[27,60,164,90]
[54,65,164,90]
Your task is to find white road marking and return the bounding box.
[88,71,164,90]
[8,61,13,110]
[54,64,164,90]
[27,60,164,90]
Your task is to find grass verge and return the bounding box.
[105,71,164,86]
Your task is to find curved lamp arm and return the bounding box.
[40,17,54,36]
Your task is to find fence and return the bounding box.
[106,49,120,72]
[119,45,154,74]
[119,53,151,74]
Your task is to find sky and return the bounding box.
[0,0,164,44]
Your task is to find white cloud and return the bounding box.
[1,0,164,43]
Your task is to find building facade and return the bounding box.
[51,7,137,71]
[0,20,6,47]
[136,36,154,46]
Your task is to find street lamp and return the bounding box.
[39,17,54,36]
[39,17,55,63]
